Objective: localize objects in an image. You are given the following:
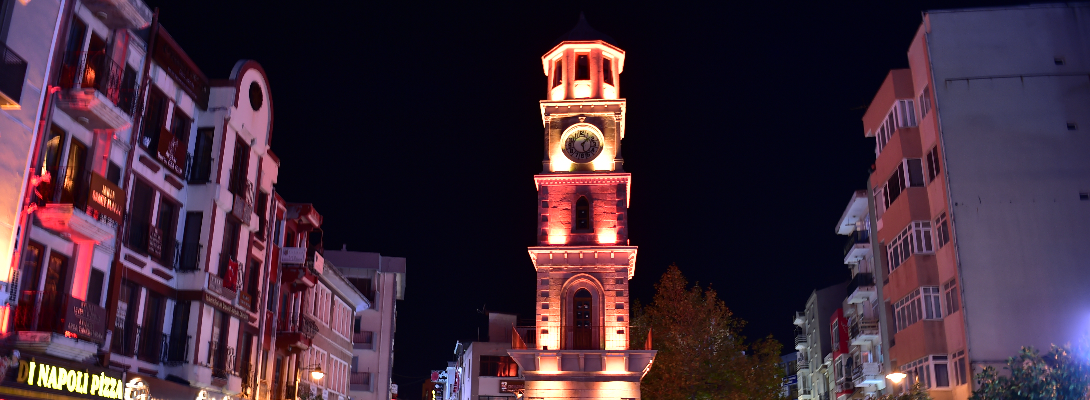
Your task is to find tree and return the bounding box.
[971,344,1090,400]
[631,265,786,400]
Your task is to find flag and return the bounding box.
[644,327,653,350]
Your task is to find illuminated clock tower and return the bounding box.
[508,14,656,400]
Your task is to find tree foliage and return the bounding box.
[631,265,786,400]
[970,344,1090,400]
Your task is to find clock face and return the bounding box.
[563,128,603,162]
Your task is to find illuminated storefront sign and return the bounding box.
[499,380,524,393]
[13,358,123,399]
[88,172,125,224]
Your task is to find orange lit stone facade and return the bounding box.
[508,15,655,400]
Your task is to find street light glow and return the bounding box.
[887,372,906,383]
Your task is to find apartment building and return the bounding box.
[0,2,347,400]
[831,191,886,398]
[323,249,407,400]
[863,4,1090,400]
[0,0,67,304]
[793,282,847,400]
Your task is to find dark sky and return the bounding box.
[144,1,1031,398]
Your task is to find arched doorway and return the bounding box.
[573,288,592,349]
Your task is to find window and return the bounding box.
[875,99,917,155]
[60,138,87,206]
[887,221,933,271]
[943,280,960,315]
[127,180,155,251]
[926,146,941,183]
[87,269,104,305]
[155,196,179,265]
[901,355,949,389]
[575,54,589,80]
[256,192,269,238]
[894,286,941,331]
[228,137,251,196]
[141,89,168,150]
[951,350,967,386]
[919,86,932,119]
[935,212,950,248]
[189,128,214,183]
[574,196,591,231]
[220,219,241,276]
[552,58,563,88]
[479,355,519,377]
[881,159,924,210]
[603,57,614,85]
[170,107,191,145]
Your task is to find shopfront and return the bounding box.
[0,350,124,400]
[122,373,235,400]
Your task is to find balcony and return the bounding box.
[350,372,372,392]
[206,340,237,379]
[0,42,27,109]
[795,334,808,350]
[798,388,813,400]
[793,311,805,327]
[276,315,317,353]
[845,273,877,304]
[558,325,606,350]
[80,0,152,29]
[13,294,106,360]
[851,362,883,387]
[56,51,135,130]
[843,230,870,264]
[229,174,254,225]
[164,334,191,366]
[280,247,321,292]
[797,356,809,372]
[135,326,167,364]
[849,318,880,346]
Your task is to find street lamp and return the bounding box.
[886,372,906,383]
[302,365,325,380]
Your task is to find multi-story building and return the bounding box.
[862,4,1090,399]
[780,352,800,399]
[834,191,885,397]
[446,313,525,400]
[793,282,847,400]
[504,14,656,400]
[0,0,68,305]
[0,3,359,400]
[322,248,407,400]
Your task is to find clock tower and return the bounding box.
[508,14,656,400]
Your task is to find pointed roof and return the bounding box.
[553,13,617,46]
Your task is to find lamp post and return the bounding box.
[886,372,907,395]
[295,364,325,400]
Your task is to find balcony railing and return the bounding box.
[795,334,808,350]
[179,242,202,272]
[112,323,138,356]
[353,331,374,350]
[843,230,869,256]
[849,318,880,341]
[164,334,191,365]
[135,326,167,364]
[58,51,135,115]
[207,340,236,379]
[349,372,371,391]
[0,42,27,107]
[558,325,606,350]
[846,273,875,297]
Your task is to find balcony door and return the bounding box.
[38,252,69,333]
[573,288,592,350]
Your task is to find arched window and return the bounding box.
[575,197,591,231]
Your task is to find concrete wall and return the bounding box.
[926,4,1090,365]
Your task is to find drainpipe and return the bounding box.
[103,8,158,368]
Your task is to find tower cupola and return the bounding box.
[542,13,626,101]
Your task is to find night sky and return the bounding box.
[143,1,1032,398]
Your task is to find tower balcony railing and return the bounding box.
[559,325,606,350]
